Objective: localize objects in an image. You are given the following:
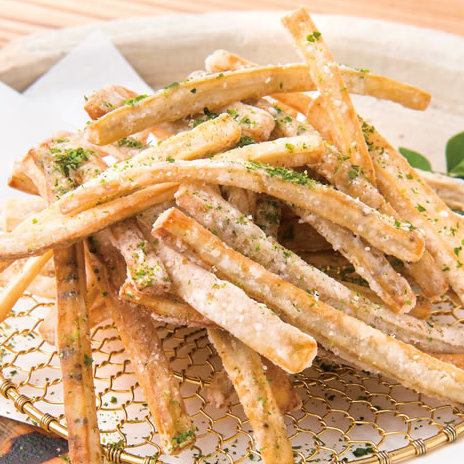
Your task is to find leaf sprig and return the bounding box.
[399,131,464,177]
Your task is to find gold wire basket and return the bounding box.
[1,288,463,464]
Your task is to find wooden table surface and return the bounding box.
[0,0,463,47]
[0,1,462,462]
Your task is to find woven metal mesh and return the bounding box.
[0,288,463,463]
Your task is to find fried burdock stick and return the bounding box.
[207,50,447,302]
[156,241,317,374]
[208,329,294,464]
[88,237,196,454]
[30,136,104,464]
[153,207,464,404]
[174,183,464,353]
[57,159,424,263]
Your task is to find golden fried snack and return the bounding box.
[156,242,317,374]
[207,361,301,414]
[262,358,302,413]
[0,183,177,260]
[119,280,211,327]
[296,212,416,313]
[429,353,464,370]
[219,101,275,141]
[216,134,325,167]
[154,207,464,404]
[59,159,424,262]
[175,183,464,353]
[84,84,138,120]
[205,49,431,111]
[88,239,196,455]
[110,218,170,295]
[54,244,102,463]
[208,328,294,464]
[29,135,104,464]
[282,7,375,183]
[0,251,53,322]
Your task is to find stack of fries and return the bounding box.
[2,8,464,463]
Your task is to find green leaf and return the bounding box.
[399,147,431,171]
[448,159,464,178]
[446,131,464,174]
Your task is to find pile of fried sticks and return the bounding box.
[1,8,464,464]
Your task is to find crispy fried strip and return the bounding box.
[282,8,375,183]
[86,65,309,144]
[418,170,464,212]
[110,218,170,295]
[430,353,464,370]
[109,297,195,453]
[60,135,324,213]
[88,59,430,145]
[296,212,416,313]
[155,207,464,403]
[0,184,178,260]
[204,49,431,110]
[402,251,449,300]
[217,134,325,167]
[2,197,47,232]
[119,281,211,327]
[175,183,464,353]
[363,122,464,303]
[84,85,138,120]
[344,282,431,320]
[255,195,282,238]
[32,135,103,463]
[8,147,48,196]
[156,242,317,374]
[0,250,53,322]
[63,114,241,214]
[208,328,294,464]
[88,244,195,454]
[54,244,102,463]
[208,363,301,413]
[262,358,302,413]
[220,101,275,141]
[60,158,423,262]
[206,369,235,408]
[409,297,433,320]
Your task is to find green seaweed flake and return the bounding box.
[246,161,316,187]
[53,147,93,177]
